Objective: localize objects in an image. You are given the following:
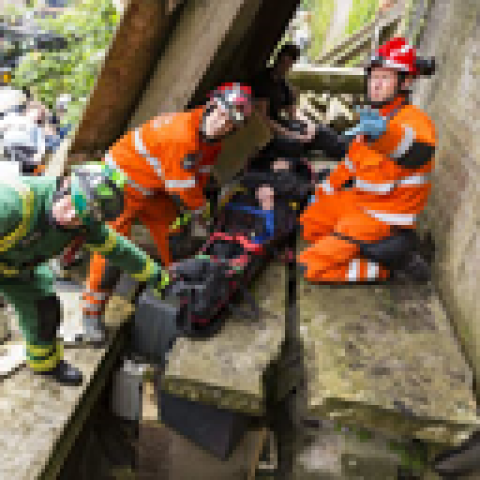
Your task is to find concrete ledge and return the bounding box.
[0,288,132,480]
[298,241,479,446]
[162,261,286,416]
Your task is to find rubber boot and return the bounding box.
[38,360,83,386]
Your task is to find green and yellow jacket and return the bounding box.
[0,175,159,283]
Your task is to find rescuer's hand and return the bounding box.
[151,269,171,297]
[345,107,387,140]
[169,212,192,233]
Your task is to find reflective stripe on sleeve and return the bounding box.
[320,179,334,195]
[397,173,431,186]
[164,178,197,190]
[355,177,394,194]
[104,153,154,197]
[134,128,164,179]
[390,125,416,160]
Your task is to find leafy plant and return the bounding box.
[346,0,379,36]
[307,0,335,60]
[12,0,119,128]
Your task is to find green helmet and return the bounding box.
[70,162,126,225]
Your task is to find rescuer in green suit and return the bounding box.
[0,163,169,386]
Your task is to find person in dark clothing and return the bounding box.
[250,42,347,160]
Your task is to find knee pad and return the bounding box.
[36,295,62,342]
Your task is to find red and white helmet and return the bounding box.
[209,83,253,123]
[367,37,418,76]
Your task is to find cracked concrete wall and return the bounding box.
[414,0,480,395]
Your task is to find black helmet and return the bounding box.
[70,162,126,225]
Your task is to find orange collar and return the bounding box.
[379,95,408,117]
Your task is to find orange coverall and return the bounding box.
[83,107,221,320]
[298,96,436,282]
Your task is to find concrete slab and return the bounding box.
[162,260,286,416]
[297,238,479,446]
[0,284,131,480]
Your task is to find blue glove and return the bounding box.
[344,107,388,140]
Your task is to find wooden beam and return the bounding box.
[69,0,169,154]
[128,0,254,127]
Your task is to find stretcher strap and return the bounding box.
[210,231,263,253]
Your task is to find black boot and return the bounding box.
[38,360,83,386]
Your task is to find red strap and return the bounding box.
[210,232,264,254]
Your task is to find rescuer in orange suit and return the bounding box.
[298,38,437,283]
[79,83,254,344]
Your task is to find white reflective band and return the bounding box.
[367,261,379,280]
[355,177,394,194]
[355,173,430,194]
[320,179,334,195]
[384,58,409,71]
[83,303,103,312]
[198,165,213,174]
[344,156,355,171]
[85,290,107,301]
[165,178,197,190]
[104,153,153,196]
[364,209,417,226]
[347,259,360,281]
[391,44,413,57]
[134,128,164,178]
[390,125,416,159]
[397,173,431,186]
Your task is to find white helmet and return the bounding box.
[0,87,27,116]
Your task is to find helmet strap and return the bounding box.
[52,176,71,204]
[365,70,410,109]
[200,101,237,143]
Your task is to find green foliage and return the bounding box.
[308,0,335,60]
[300,0,315,9]
[12,0,119,127]
[346,0,379,37]
[388,439,428,472]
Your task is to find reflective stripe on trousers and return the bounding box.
[347,258,382,281]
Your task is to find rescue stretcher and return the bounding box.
[131,157,315,365]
